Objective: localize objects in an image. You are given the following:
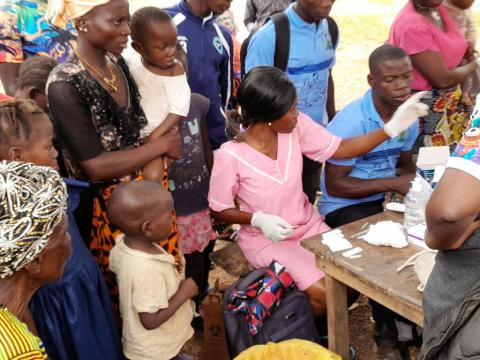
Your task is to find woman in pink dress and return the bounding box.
[388,0,478,148]
[208,67,428,317]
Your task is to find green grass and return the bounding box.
[333,14,390,109]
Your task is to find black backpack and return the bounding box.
[223,267,320,358]
[240,13,339,77]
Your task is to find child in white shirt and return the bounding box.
[108,181,197,360]
[127,7,191,181]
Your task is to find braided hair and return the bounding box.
[0,100,47,157]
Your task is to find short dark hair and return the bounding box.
[130,7,173,43]
[237,66,297,126]
[17,57,57,92]
[368,44,408,74]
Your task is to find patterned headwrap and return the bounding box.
[47,0,110,28]
[0,161,67,279]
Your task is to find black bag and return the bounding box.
[223,267,320,358]
[240,13,339,77]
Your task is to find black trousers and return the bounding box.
[325,200,406,347]
[302,156,321,204]
[184,240,215,308]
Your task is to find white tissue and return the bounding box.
[359,221,408,248]
[321,229,353,252]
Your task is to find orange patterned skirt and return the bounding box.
[89,172,180,318]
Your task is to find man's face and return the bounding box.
[369,57,413,108]
[205,0,232,15]
[297,0,335,23]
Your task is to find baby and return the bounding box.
[108,181,198,360]
[127,7,191,181]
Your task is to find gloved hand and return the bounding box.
[251,212,293,242]
[383,91,429,138]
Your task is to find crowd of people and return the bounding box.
[0,0,479,359]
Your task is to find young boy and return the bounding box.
[166,0,233,150]
[108,181,198,360]
[127,7,191,181]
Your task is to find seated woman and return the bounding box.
[0,161,70,358]
[208,66,428,317]
[421,99,480,358]
[388,0,478,148]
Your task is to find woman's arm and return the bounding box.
[425,168,480,250]
[332,128,388,159]
[211,208,252,225]
[81,135,180,181]
[411,51,477,89]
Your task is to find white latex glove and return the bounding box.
[251,212,293,242]
[383,91,429,138]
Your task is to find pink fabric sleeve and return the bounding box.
[296,113,341,163]
[396,25,440,56]
[208,148,239,212]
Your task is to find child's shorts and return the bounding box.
[177,209,216,254]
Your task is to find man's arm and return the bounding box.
[426,168,480,250]
[325,162,414,198]
[326,71,336,122]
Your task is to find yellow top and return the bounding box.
[0,307,47,360]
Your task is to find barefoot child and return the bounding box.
[127,7,191,181]
[108,181,198,360]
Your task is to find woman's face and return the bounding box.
[81,0,130,55]
[38,216,71,282]
[270,100,299,134]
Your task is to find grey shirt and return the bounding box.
[244,0,292,29]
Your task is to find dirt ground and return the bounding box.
[183,240,420,360]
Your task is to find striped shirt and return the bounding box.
[0,307,47,360]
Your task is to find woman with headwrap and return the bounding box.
[0,161,70,359]
[46,0,182,322]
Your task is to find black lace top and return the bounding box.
[47,55,147,184]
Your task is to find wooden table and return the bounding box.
[302,211,423,359]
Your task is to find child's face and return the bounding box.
[19,116,59,170]
[450,0,474,9]
[147,194,174,241]
[139,21,177,69]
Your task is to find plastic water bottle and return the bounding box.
[403,177,427,230]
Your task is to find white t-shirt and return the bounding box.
[110,236,194,360]
[127,52,191,138]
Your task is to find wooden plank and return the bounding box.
[325,275,350,359]
[302,211,424,325]
[210,242,253,277]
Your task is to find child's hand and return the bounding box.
[174,258,183,273]
[180,278,199,299]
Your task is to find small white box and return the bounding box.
[416,146,450,171]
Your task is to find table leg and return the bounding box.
[325,274,350,359]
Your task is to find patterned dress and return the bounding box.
[0,0,76,63]
[0,307,47,360]
[47,55,180,317]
